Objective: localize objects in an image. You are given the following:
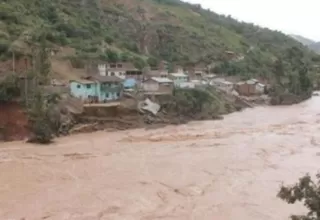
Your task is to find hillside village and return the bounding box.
[4,46,269,106]
[66,60,268,105]
[0,49,271,142]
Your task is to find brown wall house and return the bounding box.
[235,82,256,96]
[145,70,168,79]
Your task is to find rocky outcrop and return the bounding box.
[270,93,311,105]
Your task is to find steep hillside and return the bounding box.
[290,34,320,54]
[308,42,320,54]
[290,34,315,46]
[1,0,320,79]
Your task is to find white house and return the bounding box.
[104,63,142,80]
[104,63,126,79]
[169,73,188,87]
[98,64,126,79]
[255,83,266,94]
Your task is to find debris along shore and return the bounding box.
[68,87,245,135]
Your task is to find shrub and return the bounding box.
[0,74,20,102]
[278,174,320,220]
[105,35,114,44]
[132,57,147,70]
[27,91,61,144]
[120,52,130,62]
[0,4,20,24]
[106,50,119,62]
[147,57,159,68]
[0,39,9,55]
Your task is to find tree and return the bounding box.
[106,49,119,63]
[278,173,320,220]
[27,90,61,144]
[273,59,285,85]
[120,52,130,62]
[298,64,312,94]
[0,74,20,102]
[38,32,51,85]
[147,57,159,68]
[132,57,147,70]
[104,35,113,44]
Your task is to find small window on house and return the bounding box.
[117,64,122,68]
[111,72,115,76]
[77,84,81,89]
[117,92,120,97]
[86,84,91,89]
[110,64,116,68]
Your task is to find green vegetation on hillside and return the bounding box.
[1,0,320,86]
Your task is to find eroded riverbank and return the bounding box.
[1,97,320,219]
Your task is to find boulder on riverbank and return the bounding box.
[270,92,311,105]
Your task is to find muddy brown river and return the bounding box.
[1,97,320,220]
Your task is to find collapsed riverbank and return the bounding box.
[69,87,246,135]
[0,86,313,142]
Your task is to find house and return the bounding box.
[169,73,189,87]
[235,81,255,96]
[142,77,174,95]
[70,75,123,103]
[203,74,217,81]
[211,78,234,92]
[173,64,184,74]
[235,79,266,96]
[145,69,169,78]
[123,78,137,90]
[179,82,196,89]
[158,60,169,72]
[255,82,266,94]
[186,63,209,80]
[97,63,143,80]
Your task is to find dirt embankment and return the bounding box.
[71,92,239,135]
[0,102,30,141]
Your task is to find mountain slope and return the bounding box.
[308,42,320,54]
[289,34,320,54]
[290,34,315,45]
[1,0,319,79]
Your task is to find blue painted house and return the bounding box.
[70,75,123,103]
[123,78,137,90]
[169,73,189,87]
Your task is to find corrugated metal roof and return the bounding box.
[147,70,168,76]
[70,79,94,84]
[89,75,123,83]
[246,80,256,85]
[170,73,188,77]
[151,77,173,83]
[108,62,137,70]
[107,67,140,72]
[257,83,266,87]
[212,78,233,85]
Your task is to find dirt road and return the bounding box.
[1,97,320,219]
